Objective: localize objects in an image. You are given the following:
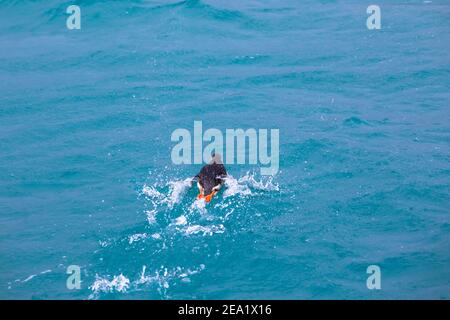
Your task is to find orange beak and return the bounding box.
[197,190,217,203]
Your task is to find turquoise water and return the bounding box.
[1,0,449,299]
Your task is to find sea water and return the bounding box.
[0,0,449,299]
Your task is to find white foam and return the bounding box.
[128,233,148,244]
[241,173,279,191]
[189,198,207,214]
[142,178,193,209]
[142,172,278,213]
[88,264,206,299]
[151,233,161,240]
[142,185,164,199]
[223,172,279,198]
[184,224,225,236]
[174,215,187,225]
[136,264,205,288]
[136,265,159,285]
[90,274,130,293]
[223,175,252,198]
[146,209,157,224]
[22,274,36,283]
[99,240,111,248]
[21,269,53,283]
[165,178,192,207]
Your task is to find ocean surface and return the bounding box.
[1,0,449,299]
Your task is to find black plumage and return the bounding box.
[195,163,227,195]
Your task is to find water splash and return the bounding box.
[88,264,206,299]
[183,224,225,236]
[223,172,279,198]
[89,274,130,295]
[89,170,279,299]
[142,178,193,209]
